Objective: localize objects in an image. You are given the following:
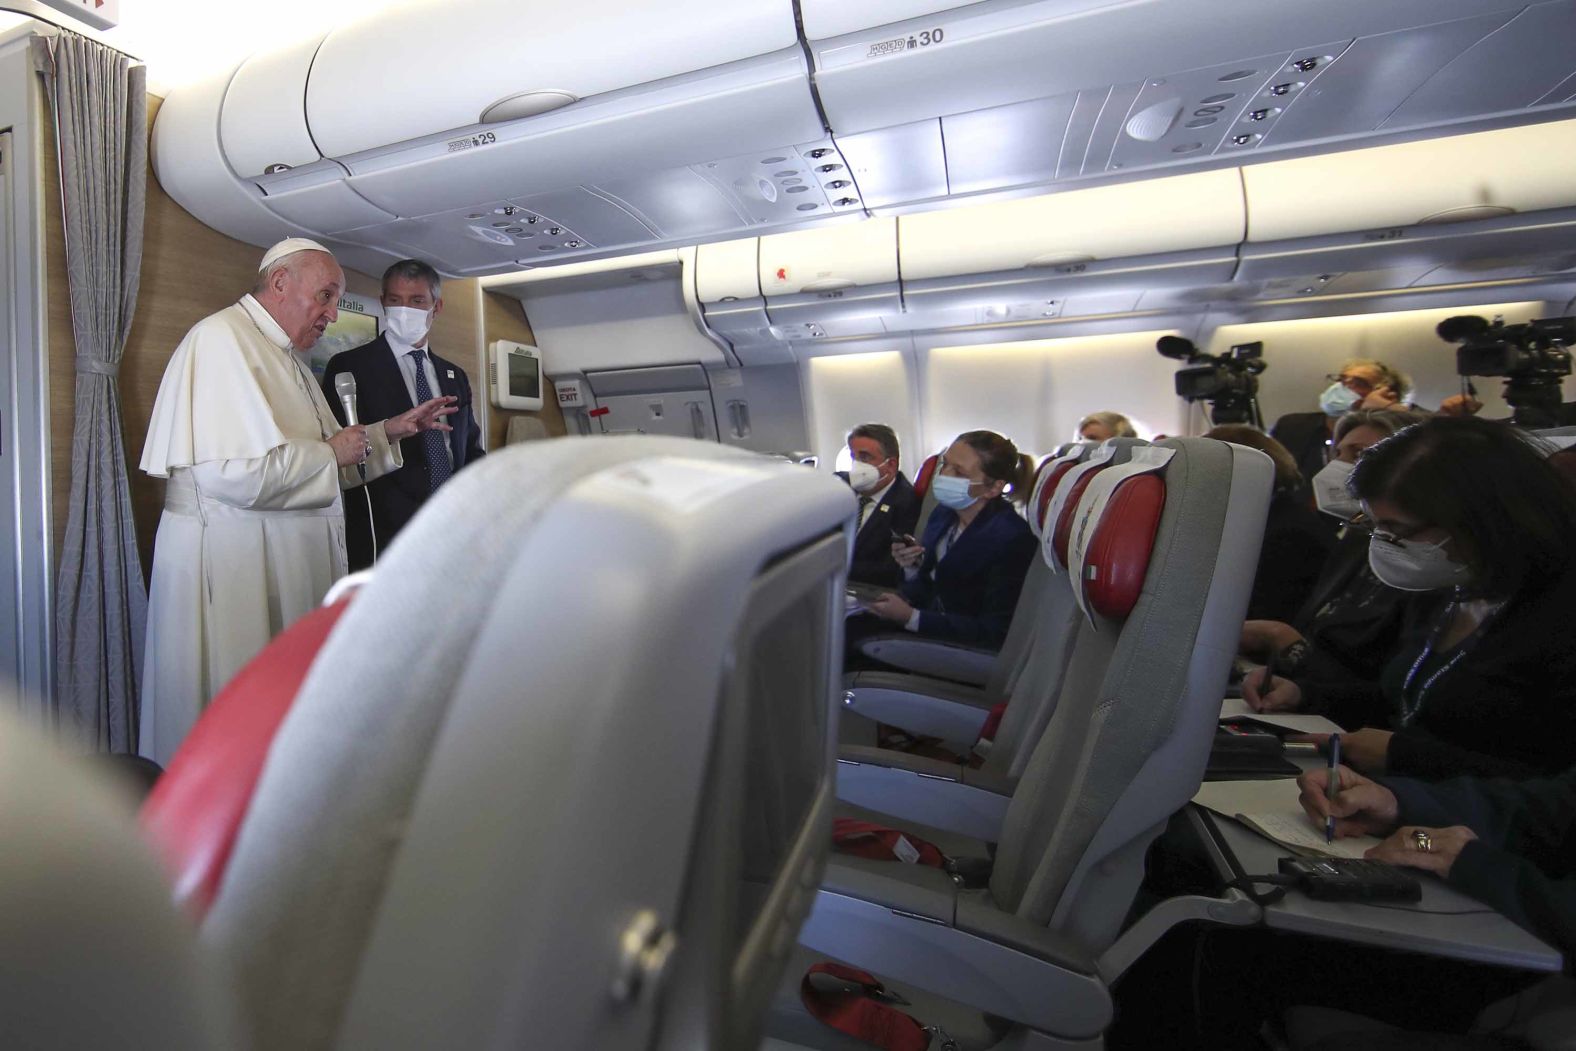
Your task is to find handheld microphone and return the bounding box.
[333,373,360,426]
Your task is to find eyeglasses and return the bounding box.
[1340,512,1433,547]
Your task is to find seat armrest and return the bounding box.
[800,885,1111,1039]
[820,856,958,924]
[836,751,1010,842]
[841,671,994,750]
[856,634,997,687]
[954,889,1099,971]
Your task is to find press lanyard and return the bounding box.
[1398,593,1503,726]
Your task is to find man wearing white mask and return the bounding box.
[835,423,920,587]
[140,240,457,764]
[1271,359,1412,498]
[322,259,486,570]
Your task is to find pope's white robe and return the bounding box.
[138,295,402,764]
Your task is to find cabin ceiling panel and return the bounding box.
[1384,3,1576,129]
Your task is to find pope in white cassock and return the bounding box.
[138,239,456,764]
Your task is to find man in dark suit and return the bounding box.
[836,423,921,587]
[323,259,486,569]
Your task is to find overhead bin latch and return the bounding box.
[480,90,579,125]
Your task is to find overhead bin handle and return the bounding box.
[1025,253,1096,269]
[480,90,579,125]
[799,278,857,292]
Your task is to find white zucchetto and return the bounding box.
[257,237,333,273]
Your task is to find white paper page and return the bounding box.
[1219,697,1345,735]
[1192,777,1381,859]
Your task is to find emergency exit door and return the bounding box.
[593,390,718,440]
[584,364,720,442]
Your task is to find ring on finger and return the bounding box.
[1411,828,1433,853]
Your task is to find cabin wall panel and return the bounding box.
[803,351,919,473]
[482,290,566,449]
[917,331,1188,460]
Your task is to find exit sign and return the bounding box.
[33,0,120,31]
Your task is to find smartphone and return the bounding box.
[891,531,916,546]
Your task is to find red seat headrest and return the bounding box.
[1052,465,1111,568]
[140,598,351,919]
[1079,474,1166,619]
[913,453,939,499]
[1035,462,1080,537]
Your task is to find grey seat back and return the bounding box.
[0,706,235,1049]
[984,438,1149,778]
[203,436,850,1051]
[987,439,1272,952]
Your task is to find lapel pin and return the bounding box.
[446,369,455,379]
[879,504,890,513]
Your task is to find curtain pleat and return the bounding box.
[47,33,149,752]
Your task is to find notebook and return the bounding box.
[1219,697,1345,736]
[1192,777,1381,860]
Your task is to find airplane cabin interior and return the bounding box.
[2,0,1576,1048]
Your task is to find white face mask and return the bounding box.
[384,305,433,347]
[848,462,881,493]
[1367,534,1473,592]
[931,473,978,511]
[1311,459,1361,521]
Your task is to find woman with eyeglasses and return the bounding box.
[856,430,1038,650]
[1245,416,1576,780]
[1240,408,1430,684]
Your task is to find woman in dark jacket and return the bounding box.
[1246,417,1576,780]
[857,430,1037,650]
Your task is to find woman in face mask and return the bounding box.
[1245,416,1576,780]
[857,430,1038,650]
[1240,409,1430,681]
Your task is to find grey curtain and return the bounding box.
[44,33,149,752]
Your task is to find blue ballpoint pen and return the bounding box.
[1325,733,1342,844]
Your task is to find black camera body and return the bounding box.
[1437,315,1574,429]
[1158,336,1267,426]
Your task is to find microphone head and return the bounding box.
[333,373,358,398]
[1156,335,1197,360]
[1436,315,1489,344]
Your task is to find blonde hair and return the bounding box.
[1077,411,1137,439]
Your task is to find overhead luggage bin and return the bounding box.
[1243,119,1576,242]
[1238,119,1576,290]
[695,237,778,357]
[898,169,1243,320]
[152,0,837,275]
[304,0,798,158]
[757,218,901,341]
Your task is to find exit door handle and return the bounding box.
[688,402,707,439]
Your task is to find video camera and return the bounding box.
[1436,314,1574,429]
[1156,335,1267,427]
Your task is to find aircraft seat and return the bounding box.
[768,438,1274,1049]
[136,435,851,1051]
[0,705,234,1048]
[850,443,1087,689]
[843,440,1143,761]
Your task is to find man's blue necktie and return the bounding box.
[408,349,452,492]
